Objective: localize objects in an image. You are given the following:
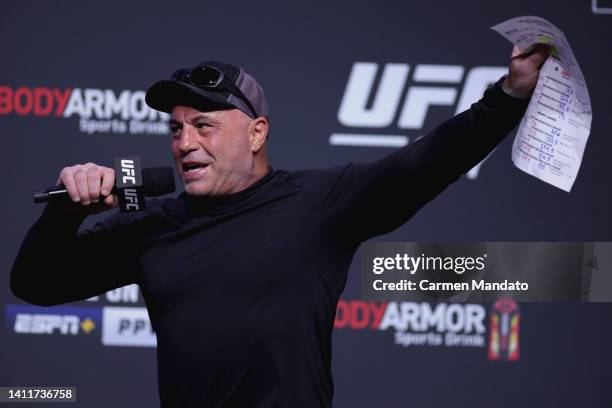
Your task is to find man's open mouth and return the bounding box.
[182,163,210,173]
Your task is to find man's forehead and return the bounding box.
[170,106,224,120]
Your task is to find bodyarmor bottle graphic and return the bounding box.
[488,297,520,361]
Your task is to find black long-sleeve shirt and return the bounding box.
[11,78,528,407]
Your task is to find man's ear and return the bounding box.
[249,117,269,153]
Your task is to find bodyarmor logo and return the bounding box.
[335,300,487,348]
[332,63,507,178]
[0,85,169,135]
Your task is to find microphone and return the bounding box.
[33,167,176,204]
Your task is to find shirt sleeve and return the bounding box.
[320,76,529,244]
[10,203,141,306]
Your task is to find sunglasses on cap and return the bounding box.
[171,65,258,118]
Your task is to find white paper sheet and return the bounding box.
[491,16,592,192]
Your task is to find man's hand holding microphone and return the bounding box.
[55,163,119,215]
[34,158,176,214]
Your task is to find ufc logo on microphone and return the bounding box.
[120,159,136,184]
[114,156,145,213]
[123,188,140,211]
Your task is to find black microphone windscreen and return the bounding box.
[142,167,176,197]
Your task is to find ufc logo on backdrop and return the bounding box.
[331,62,508,179]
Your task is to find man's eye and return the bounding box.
[195,123,209,129]
[170,126,181,134]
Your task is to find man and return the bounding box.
[11,47,549,407]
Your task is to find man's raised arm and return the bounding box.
[320,45,550,244]
[10,163,139,306]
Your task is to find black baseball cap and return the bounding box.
[145,60,268,119]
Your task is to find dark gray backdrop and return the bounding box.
[1,1,611,407]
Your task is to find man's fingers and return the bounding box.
[525,44,551,67]
[103,194,118,208]
[73,169,90,204]
[87,166,101,203]
[101,167,117,209]
[511,44,529,58]
[56,163,117,212]
[59,167,80,202]
[512,43,550,58]
[101,167,115,197]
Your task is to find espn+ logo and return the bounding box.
[14,314,93,335]
[0,86,169,135]
[332,63,508,179]
[7,304,101,336]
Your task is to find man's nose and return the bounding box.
[177,126,200,153]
